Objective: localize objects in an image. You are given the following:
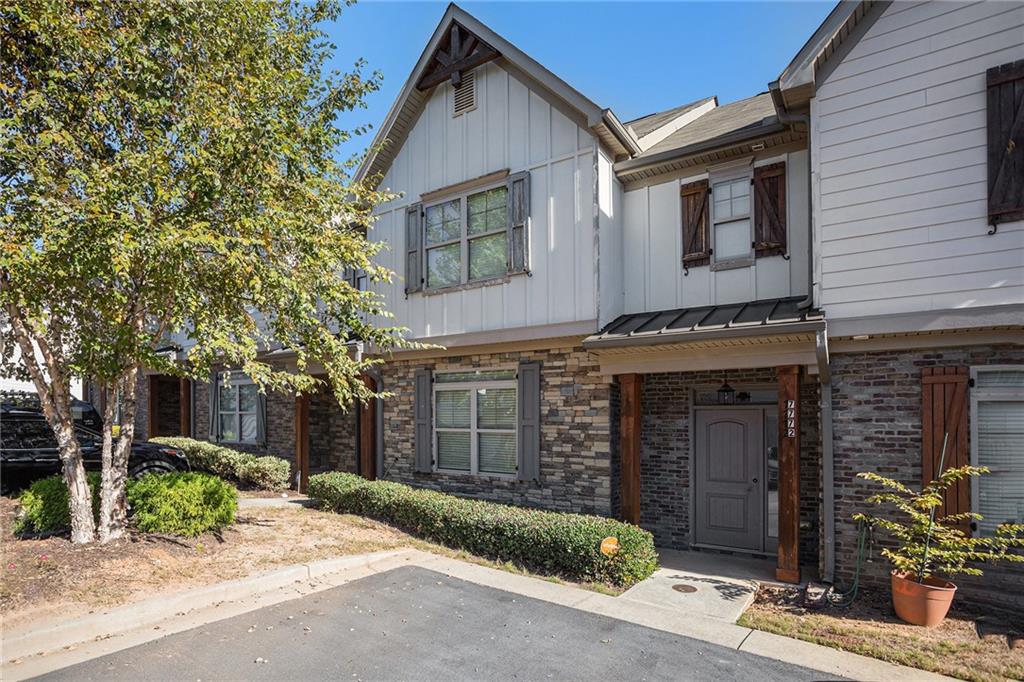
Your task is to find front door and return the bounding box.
[694,408,764,551]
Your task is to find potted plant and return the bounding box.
[854,465,1024,627]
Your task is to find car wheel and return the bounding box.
[128,460,177,479]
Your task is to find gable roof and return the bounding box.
[772,0,889,112]
[639,93,776,157]
[626,97,716,139]
[354,4,640,186]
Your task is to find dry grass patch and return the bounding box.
[738,584,1024,682]
[0,496,411,631]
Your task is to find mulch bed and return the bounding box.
[739,583,1024,682]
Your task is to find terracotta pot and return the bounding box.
[890,571,957,627]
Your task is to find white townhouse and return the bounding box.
[135,1,1023,607]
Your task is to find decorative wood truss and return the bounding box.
[416,22,500,91]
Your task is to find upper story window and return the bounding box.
[711,173,752,266]
[680,160,787,274]
[406,171,530,294]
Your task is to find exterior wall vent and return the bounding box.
[452,71,476,117]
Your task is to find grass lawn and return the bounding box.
[738,584,1024,682]
[1,494,621,634]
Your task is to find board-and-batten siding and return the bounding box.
[620,150,810,314]
[813,0,1024,320]
[369,62,598,340]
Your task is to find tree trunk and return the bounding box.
[98,368,138,543]
[52,415,96,544]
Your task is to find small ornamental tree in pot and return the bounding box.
[854,466,1024,626]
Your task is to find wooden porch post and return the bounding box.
[148,375,159,439]
[359,375,378,480]
[179,378,191,437]
[295,393,310,493]
[619,374,642,525]
[776,365,801,584]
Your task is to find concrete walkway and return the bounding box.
[623,549,776,622]
[236,493,312,509]
[3,548,951,682]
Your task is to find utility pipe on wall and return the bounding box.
[815,326,836,584]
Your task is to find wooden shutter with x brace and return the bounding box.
[753,162,787,257]
[681,179,710,274]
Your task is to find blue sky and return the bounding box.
[327,1,835,161]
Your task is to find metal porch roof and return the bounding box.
[584,296,825,350]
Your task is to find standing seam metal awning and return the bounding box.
[584,296,825,350]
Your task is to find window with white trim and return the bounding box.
[711,173,752,265]
[970,366,1024,535]
[218,380,259,443]
[433,369,517,476]
[424,184,509,289]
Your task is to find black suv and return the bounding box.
[1,394,189,494]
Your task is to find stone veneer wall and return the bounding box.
[378,345,613,515]
[830,344,1024,611]
[637,368,822,567]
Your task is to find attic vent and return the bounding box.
[453,71,476,116]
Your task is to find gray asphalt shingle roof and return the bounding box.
[638,92,778,158]
[625,97,716,139]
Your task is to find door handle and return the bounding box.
[752,477,758,484]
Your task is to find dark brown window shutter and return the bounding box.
[753,162,787,257]
[987,59,1024,229]
[921,367,970,533]
[681,180,710,272]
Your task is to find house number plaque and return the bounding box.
[785,399,797,438]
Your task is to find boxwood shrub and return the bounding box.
[15,472,102,534]
[150,437,290,491]
[308,472,658,588]
[15,472,237,537]
[127,472,237,536]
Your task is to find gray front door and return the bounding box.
[694,409,764,550]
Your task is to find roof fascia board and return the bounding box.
[612,120,787,175]
[601,110,642,157]
[776,0,861,95]
[634,98,718,151]
[813,0,891,90]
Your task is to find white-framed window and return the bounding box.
[970,366,1024,536]
[433,368,517,476]
[710,170,752,267]
[424,183,509,289]
[218,380,259,443]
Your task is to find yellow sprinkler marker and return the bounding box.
[600,536,620,556]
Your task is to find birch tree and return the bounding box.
[1,0,402,543]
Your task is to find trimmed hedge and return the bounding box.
[15,472,102,534]
[127,472,237,536]
[308,472,658,588]
[15,472,237,537]
[150,437,290,491]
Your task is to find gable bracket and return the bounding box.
[416,22,500,91]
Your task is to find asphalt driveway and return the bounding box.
[38,566,832,681]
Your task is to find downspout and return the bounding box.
[768,84,814,312]
[815,324,836,584]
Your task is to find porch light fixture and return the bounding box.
[717,373,736,405]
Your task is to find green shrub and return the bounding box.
[15,472,102,534]
[151,437,290,491]
[308,472,658,588]
[127,472,237,536]
[237,456,291,491]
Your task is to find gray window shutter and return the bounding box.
[414,368,433,472]
[208,370,220,441]
[516,361,541,481]
[506,171,530,273]
[405,203,423,295]
[256,390,267,446]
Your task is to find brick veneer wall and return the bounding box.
[378,345,613,515]
[309,387,357,474]
[830,344,1024,610]
[637,368,822,567]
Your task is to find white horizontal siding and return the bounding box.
[368,62,598,340]
[621,151,810,313]
[813,0,1024,321]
